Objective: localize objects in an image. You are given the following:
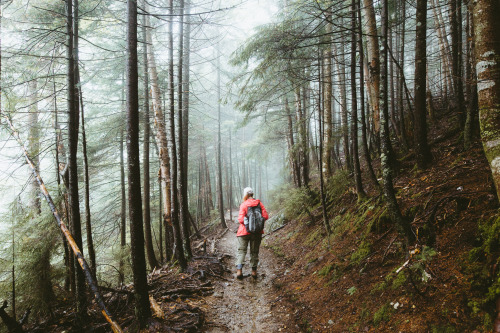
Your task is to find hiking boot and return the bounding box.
[251,268,258,279]
[236,269,243,280]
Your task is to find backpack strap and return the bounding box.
[256,200,262,212]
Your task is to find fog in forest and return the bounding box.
[1,0,500,331]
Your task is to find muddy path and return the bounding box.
[201,216,293,332]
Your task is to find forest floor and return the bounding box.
[259,113,499,332]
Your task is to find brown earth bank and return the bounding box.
[262,117,499,332]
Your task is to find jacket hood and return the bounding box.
[245,198,261,207]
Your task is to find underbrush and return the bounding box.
[466,213,500,329]
[264,149,496,331]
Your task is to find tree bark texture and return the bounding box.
[358,0,379,190]
[333,39,351,171]
[28,80,41,214]
[142,8,159,270]
[351,0,366,200]
[285,96,300,187]
[216,47,227,229]
[362,0,381,135]
[66,0,87,320]
[177,0,192,258]
[473,0,500,198]
[464,2,478,150]
[168,0,187,269]
[380,0,413,244]
[414,0,432,168]
[146,12,175,263]
[323,11,333,177]
[126,0,151,325]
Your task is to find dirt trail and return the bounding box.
[202,215,290,332]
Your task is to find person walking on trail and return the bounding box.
[236,187,269,280]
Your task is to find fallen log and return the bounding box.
[161,286,214,296]
[2,115,123,333]
[99,286,133,295]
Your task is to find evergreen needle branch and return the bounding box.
[1,114,124,333]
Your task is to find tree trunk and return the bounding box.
[119,127,126,283]
[301,85,310,186]
[323,13,333,177]
[358,0,379,190]
[66,0,86,321]
[177,0,192,258]
[285,96,300,187]
[228,129,233,219]
[380,0,413,244]
[168,0,187,269]
[183,0,193,245]
[79,84,96,280]
[334,39,351,171]
[389,24,399,139]
[414,0,432,168]
[142,7,159,270]
[362,0,381,136]
[351,0,366,200]
[53,85,71,292]
[216,47,227,229]
[398,0,409,149]
[146,19,173,264]
[126,0,151,326]
[472,1,500,329]
[464,2,478,150]
[473,0,500,196]
[74,6,96,278]
[294,87,307,186]
[28,80,41,214]
[431,0,453,99]
[203,143,214,213]
[450,0,465,124]
[317,56,332,235]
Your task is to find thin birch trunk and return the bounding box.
[142,8,159,270]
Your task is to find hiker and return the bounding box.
[236,187,269,279]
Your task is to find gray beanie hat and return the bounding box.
[243,187,254,197]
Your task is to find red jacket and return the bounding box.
[237,198,269,236]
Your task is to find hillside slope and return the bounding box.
[263,118,498,332]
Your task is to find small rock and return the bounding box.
[328,320,334,325]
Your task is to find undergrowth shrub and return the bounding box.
[269,183,318,222]
[466,214,500,329]
[0,198,62,319]
[325,170,350,202]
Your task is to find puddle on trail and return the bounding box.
[202,225,288,332]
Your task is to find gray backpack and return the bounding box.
[244,201,265,234]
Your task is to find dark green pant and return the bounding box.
[236,234,262,269]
